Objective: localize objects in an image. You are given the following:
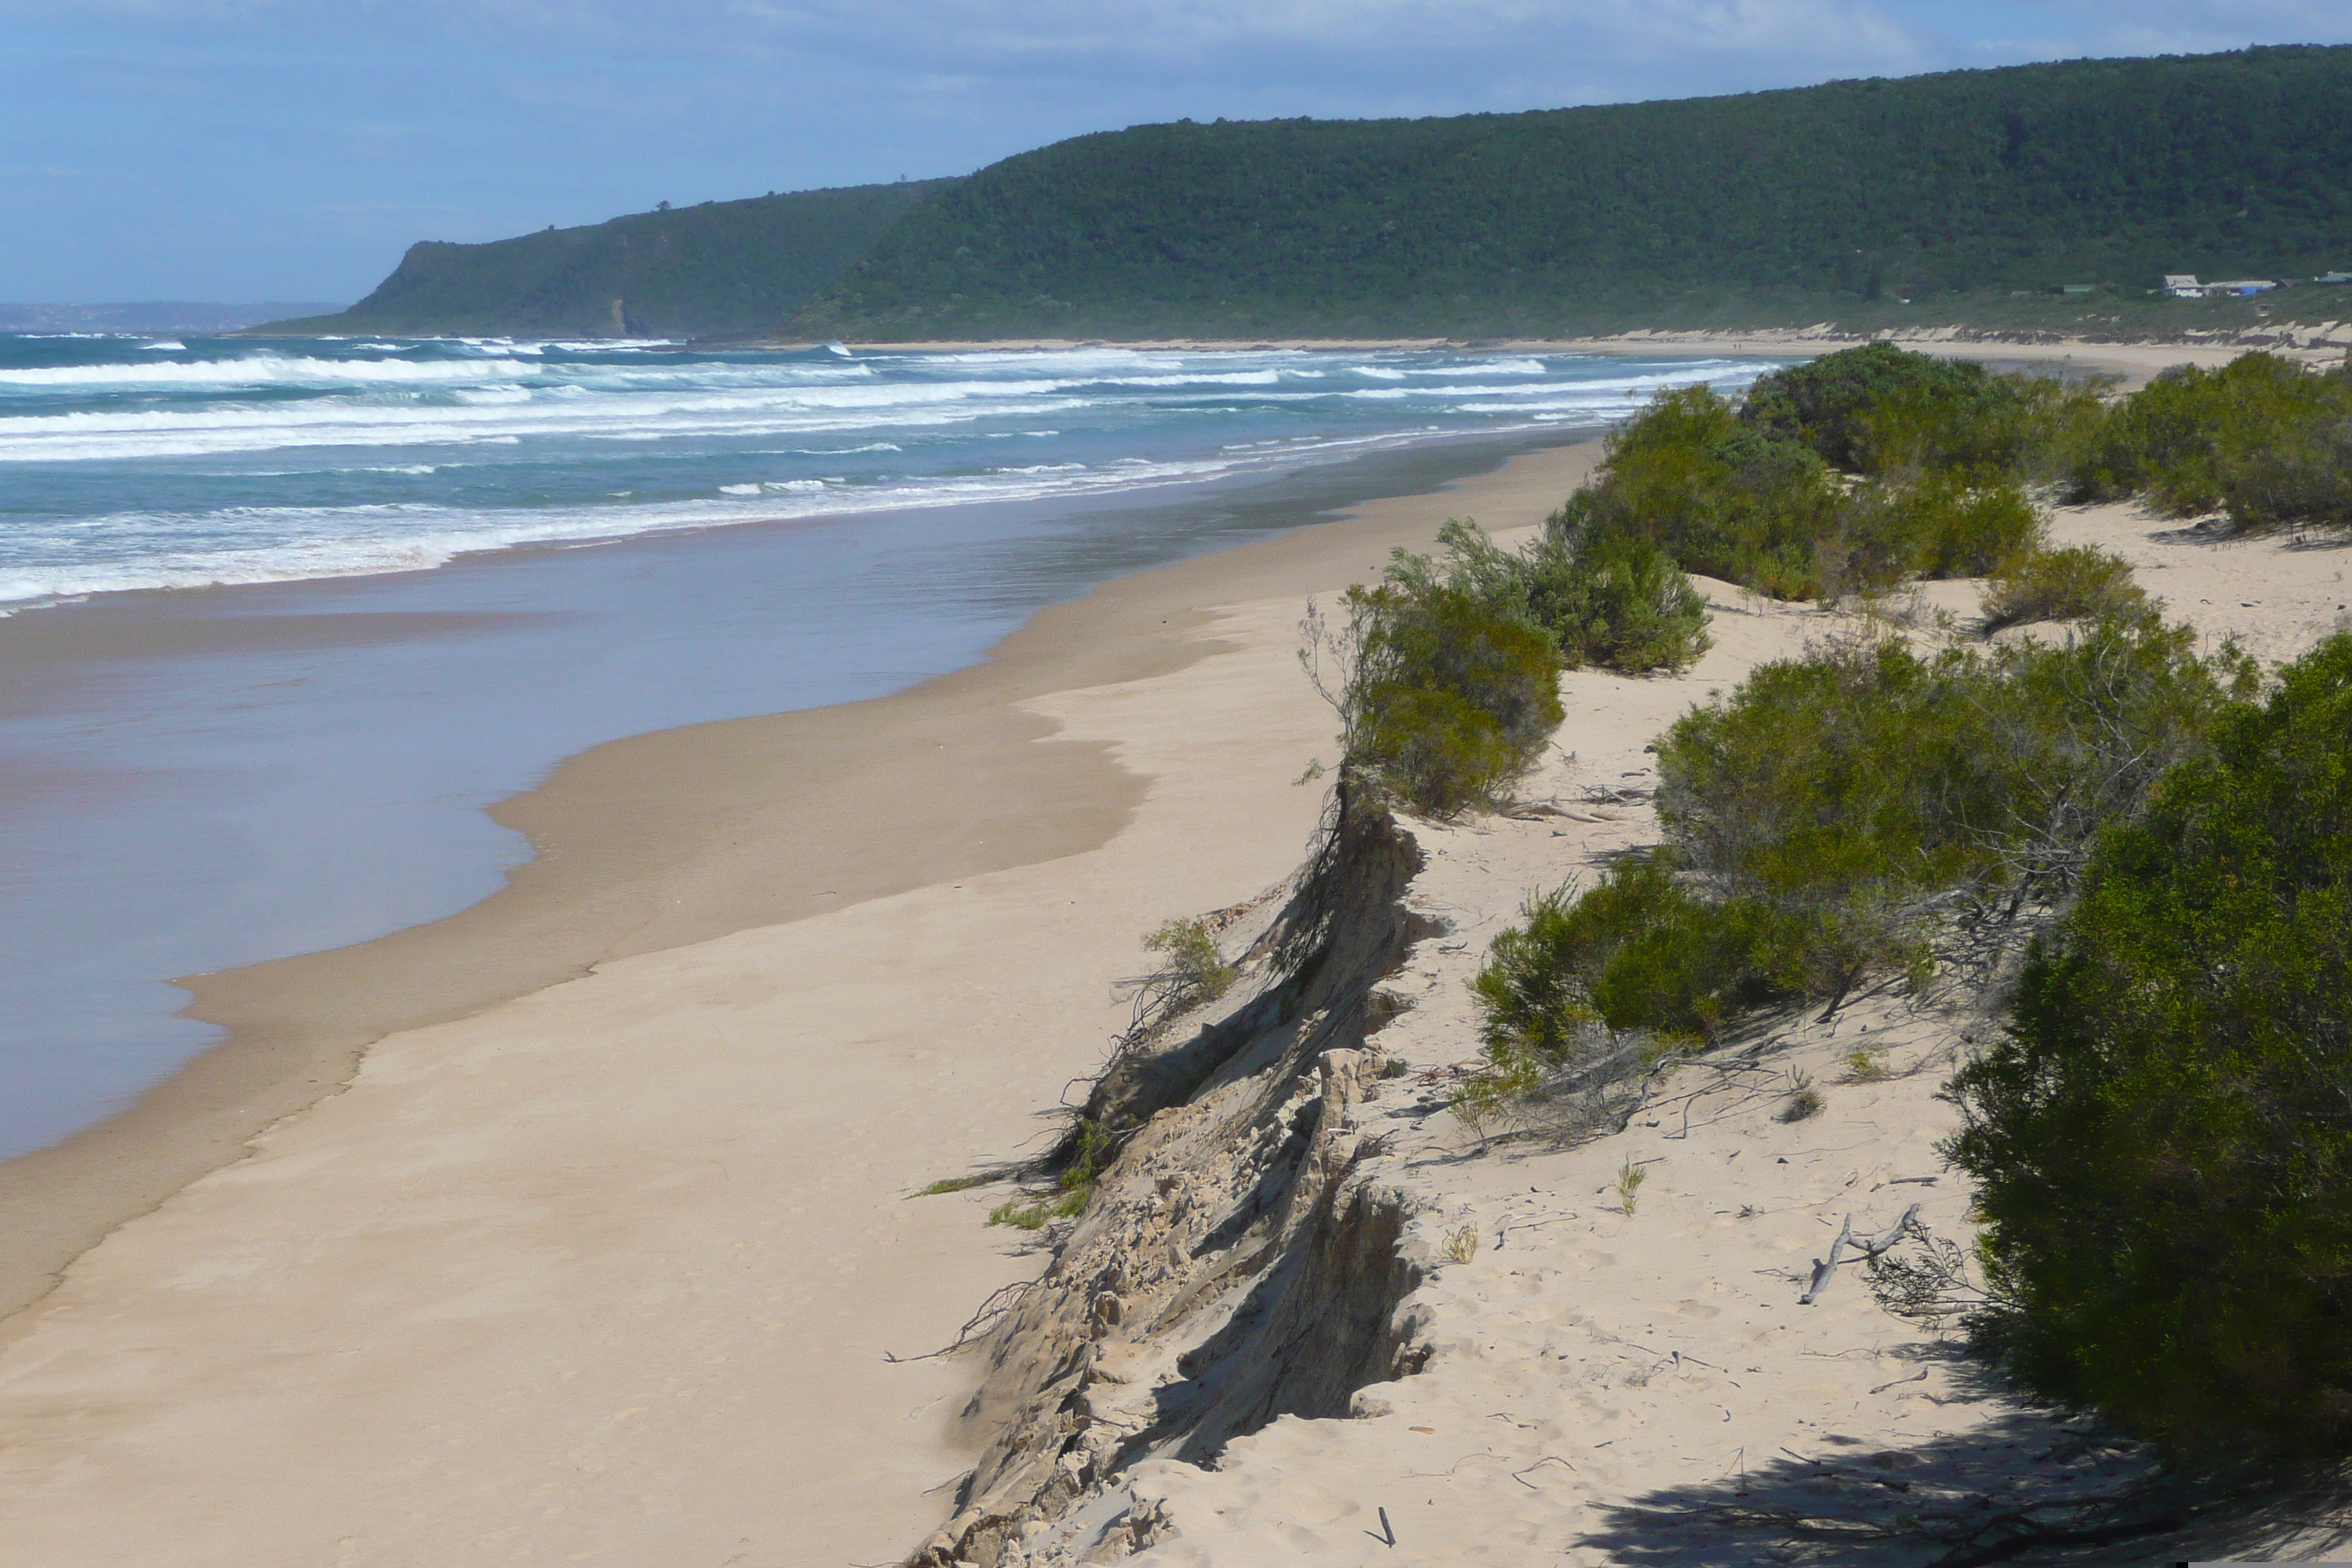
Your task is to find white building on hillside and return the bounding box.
[2160,274,2278,298]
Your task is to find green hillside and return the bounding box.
[790,45,2352,341]
[255,180,951,338]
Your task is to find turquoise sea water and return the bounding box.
[0,336,1777,1157]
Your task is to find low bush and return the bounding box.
[2065,351,2352,532]
[1470,857,1811,1044]
[1318,578,1565,815]
[1556,386,1847,598]
[1471,612,2253,1062]
[1979,544,2149,633]
[1391,517,1713,675]
[1948,633,2352,1460]
[1818,472,2040,598]
[1561,382,2048,603]
[1741,341,2097,480]
[1662,617,2247,919]
[1548,527,1716,673]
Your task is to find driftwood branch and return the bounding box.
[1801,1203,1921,1305]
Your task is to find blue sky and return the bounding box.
[3,1,2347,303]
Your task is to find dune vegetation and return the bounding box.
[1303,340,2352,1460]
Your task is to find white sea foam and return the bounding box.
[137,340,186,352]
[0,342,1777,606]
[1422,358,1549,375]
[0,355,544,388]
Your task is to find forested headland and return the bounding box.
[259,46,2351,342]
[253,181,949,339]
[792,45,2352,342]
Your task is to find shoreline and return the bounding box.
[766,332,2348,382]
[0,434,1601,1329]
[0,326,2265,1323]
[0,437,1605,1567]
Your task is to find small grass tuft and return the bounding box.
[1142,918,1236,1010]
[1779,1068,1827,1122]
[1843,1045,1891,1083]
[987,1197,1051,1230]
[1441,1222,1482,1264]
[913,1175,987,1197]
[1614,1158,1648,1214]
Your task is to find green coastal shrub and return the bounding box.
[1334,580,1564,816]
[1394,517,1713,675]
[1979,544,2149,633]
[1948,633,2352,1459]
[1565,380,2051,603]
[1550,527,1714,672]
[1471,856,1817,1045]
[1559,386,1845,598]
[1471,612,2250,1058]
[2066,352,2352,531]
[1663,617,2247,916]
[1741,341,2096,479]
[1818,472,2040,597]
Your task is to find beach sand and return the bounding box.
[0,442,1600,1567]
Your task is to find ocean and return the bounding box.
[0,335,1776,1156]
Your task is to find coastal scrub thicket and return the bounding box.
[1741,341,2098,481]
[1556,364,2059,603]
[1948,633,2352,1459]
[2063,350,2352,532]
[1388,519,1714,676]
[1469,611,2253,1058]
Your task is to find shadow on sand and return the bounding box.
[1575,1365,2352,1567]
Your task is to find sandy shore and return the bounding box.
[0,440,1602,1566]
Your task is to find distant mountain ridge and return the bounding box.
[793,45,2352,341]
[265,45,2352,342]
[254,181,950,339]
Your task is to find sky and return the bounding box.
[3,1,2348,304]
